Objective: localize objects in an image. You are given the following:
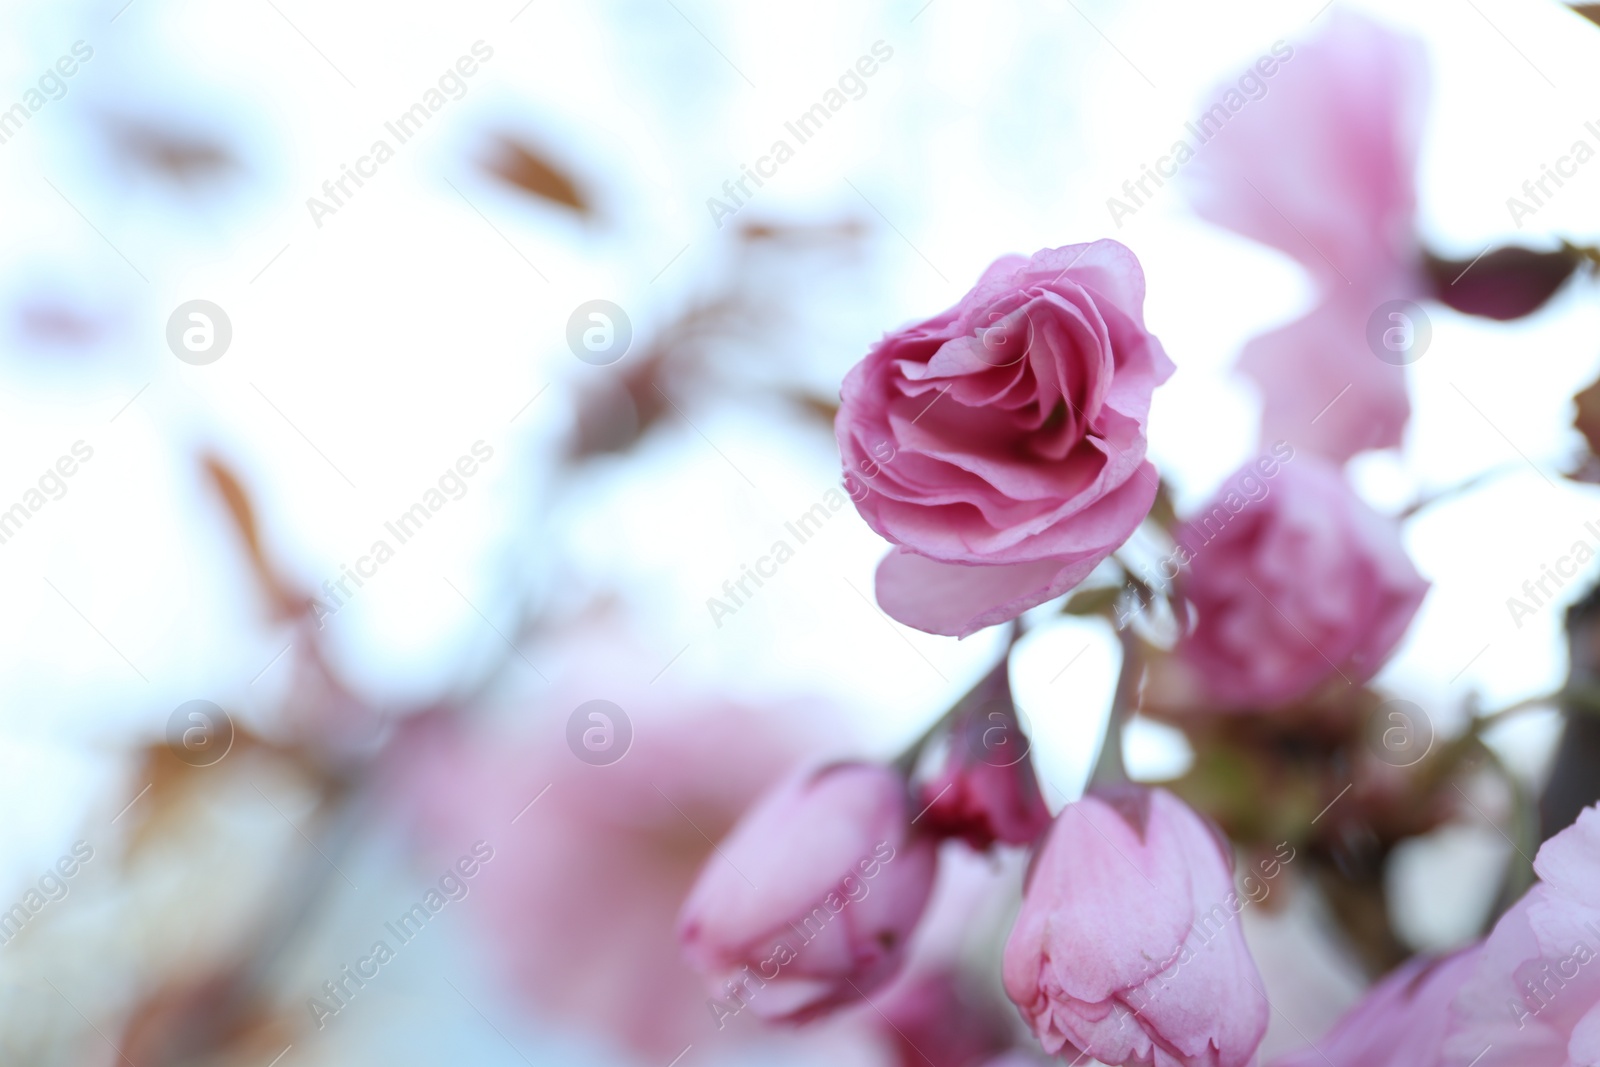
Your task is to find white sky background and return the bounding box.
[1,0,1599,1059]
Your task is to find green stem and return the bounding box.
[891,623,1020,777]
[1400,464,1518,520]
[1091,629,1142,785]
[1471,691,1562,734]
[1562,239,1600,270]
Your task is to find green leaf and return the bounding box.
[1062,585,1121,616]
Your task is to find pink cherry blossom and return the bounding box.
[1186,11,1429,462]
[1175,455,1428,709]
[876,971,1017,1067]
[1002,784,1269,1067]
[384,693,809,1061]
[1444,804,1600,1067]
[836,240,1174,637]
[678,762,938,1024]
[1236,293,1410,465]
[1187,10,1426,293]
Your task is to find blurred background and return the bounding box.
[2,0,1599,1063]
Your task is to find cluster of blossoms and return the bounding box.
[675,660,1056,1028]
[677,8,1600,1067]
[680,223,1296,1062]
[676,693,1275,1065]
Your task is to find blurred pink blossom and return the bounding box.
[678,762,938,1024]
[1174,456,1428,710]
[876,971,1017,1067]
[868,842,1030,1067]
[1236,292,1411,464]
[1187,10,1428,462]
[1002,785,1269,1067]
[837,240,1174,637]
[1187,10,1426,292]
[387,699,808,1061]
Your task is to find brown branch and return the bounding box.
[1539,583,1600,843]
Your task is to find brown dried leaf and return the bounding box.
[1423,245,1584,321]
[482,136,590,215]
[106,117,236,183]
[785,390,839,426]
[739,218,866,244]
[1570,375,1600,483]
[119,736,252,860]
[570,356,670,457]
[119,967,296,1066]
[202,454,307,619]
[1571,453,1600,485]
[1576,375,1600,457]
[568,297,745,459]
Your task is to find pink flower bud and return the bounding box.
[1002,785,1269,1067]
[917,665,1051,850]
[877,971,1016,1067]
[678,762,938,1025]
